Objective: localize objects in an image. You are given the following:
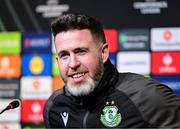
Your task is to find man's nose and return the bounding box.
[68,55,80,68]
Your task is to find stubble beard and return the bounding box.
[65,56,104,97]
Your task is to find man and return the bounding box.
[44,13,180,128]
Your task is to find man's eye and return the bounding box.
[60,54,69,60]
[78,50,86,55]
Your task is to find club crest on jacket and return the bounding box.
[100,103,121,127]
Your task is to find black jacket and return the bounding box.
[43,60,180,128]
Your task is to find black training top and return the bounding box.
[43,60,180,128]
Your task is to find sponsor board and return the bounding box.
[52,76,64,91]
[20,76,52,99]
[52,55,60,76]
[0,55,21,78]
[21,100,46,123]
[0,99,20,122]
[0,79,19,99]
[151,28,180,51]
[153,75,180,96]
[117,51,150,74]
[22,54,51,75]
[151,52,180,74]
[22,32,51,53]
[0,123,21,129]
[118,29,149,51]
[104,29,118,52]
[0,32,21,54]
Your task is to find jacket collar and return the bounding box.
[65,59,119,107]
[88,59,119,98]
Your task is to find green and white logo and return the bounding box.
[100,105,121,127]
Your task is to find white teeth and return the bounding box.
[72,73,84,78]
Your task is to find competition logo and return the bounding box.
[100,101,121,127]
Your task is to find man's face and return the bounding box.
[55,29,108,96]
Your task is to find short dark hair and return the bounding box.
[51,13,106,43]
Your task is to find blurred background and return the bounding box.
[0,0,180,128]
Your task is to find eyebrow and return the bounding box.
[73,47,89,53]
[57,47,89,57]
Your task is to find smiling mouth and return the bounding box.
[68,72,87,83]
[69,72,86,78]
[72,73,85,78]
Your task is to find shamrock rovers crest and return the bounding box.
[100,105,121,127]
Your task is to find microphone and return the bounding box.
[0,100,20,115]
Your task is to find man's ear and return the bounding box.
[56,56,58,61]
[101,43,109,63]
[56,56,59,66]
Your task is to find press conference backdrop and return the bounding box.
[0,0,180,128]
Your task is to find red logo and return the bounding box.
[21,100,46,123]
[151,52,180,75]
[104,29,118,52]
[2,124,8,129]
[33,78,40,89]
[163,30,172,41]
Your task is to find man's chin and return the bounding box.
[66,79,96,96]
[70,81,85,87]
